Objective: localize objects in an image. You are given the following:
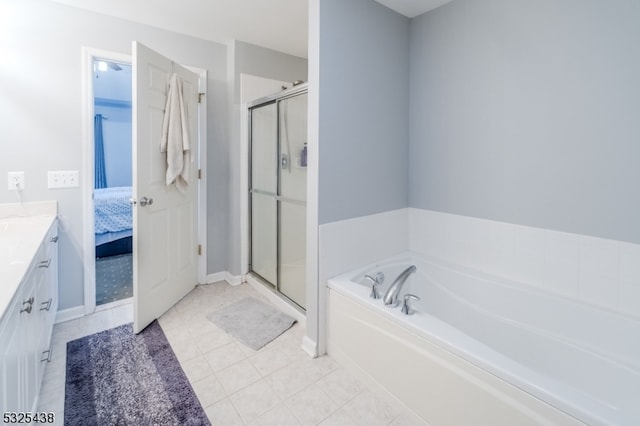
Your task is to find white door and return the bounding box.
[132,42,199,333]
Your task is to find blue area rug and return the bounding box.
[65,321,210,426]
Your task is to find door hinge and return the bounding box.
[198,169,202,179]
[198,92,205,103]
[198,244,202,256]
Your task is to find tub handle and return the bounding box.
[401,294,420,315]
[364,273,384,299]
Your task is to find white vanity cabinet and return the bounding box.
[0,218,58,414]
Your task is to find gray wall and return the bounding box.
[234,41,308,93]
[318,0,410,225]
[0,0,229,309]
[409,0,640,243]
[226,40,308,275]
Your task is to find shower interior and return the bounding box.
[249,83,308,309]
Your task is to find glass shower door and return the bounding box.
[249,88,307,310]
[250,102,278,286]
[278,93,307,308]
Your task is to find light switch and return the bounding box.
[48,171,79,189]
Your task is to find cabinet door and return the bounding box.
[21,270,39,412]
[0,296,20,412]
[2,326,22,411]
[0,287,26,412]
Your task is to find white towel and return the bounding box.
[161,73,190,193]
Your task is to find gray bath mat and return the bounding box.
[65,321,210,425]
[207,297,297,350]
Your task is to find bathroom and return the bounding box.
[1,0,639,424]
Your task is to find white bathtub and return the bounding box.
[327,252,640,425]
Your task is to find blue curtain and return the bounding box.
[94,114,107,189]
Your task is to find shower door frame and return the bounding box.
[248,84,308,311]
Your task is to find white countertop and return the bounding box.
[0,201,57,321]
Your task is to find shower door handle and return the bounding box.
[139,196,153,207]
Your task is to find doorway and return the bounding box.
[82,45,208,321]
[249,84,308,309]
[93,58,133,307]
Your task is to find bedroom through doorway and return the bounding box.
[93,58,133,307]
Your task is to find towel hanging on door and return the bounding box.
[161,73,190,193]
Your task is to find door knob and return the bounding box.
[139,196,153,207]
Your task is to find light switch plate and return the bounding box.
[48,171,79,189]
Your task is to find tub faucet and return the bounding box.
[401,294,420,315]
[383,265,416,307]
[364,272,384,299]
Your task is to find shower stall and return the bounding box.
[248,83,308,309]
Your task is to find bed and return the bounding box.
[94,186,133,257]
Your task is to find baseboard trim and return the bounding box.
[225,272,243,286]
[206,271,227,284]
[206,271,243,286]
[302,335,318,359]
[55,305,86,324]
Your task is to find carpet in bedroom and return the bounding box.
[96,253,133,305]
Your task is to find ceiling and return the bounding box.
[50,0,454,59]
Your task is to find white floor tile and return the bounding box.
[205,398,244,425]
[341,391,398,426]
[37,282,413,425]
[249,344,298,377]
[229,379,282,422]
[285,383,339,425]
[204,341,248,372]
[196,328,235,354]
[171,338,203,362]
[216,359,262,395]
[250,402,302,426]
[388,414,424,425]
[191,374,227,408]
[265,359,322,399]
[181,355,214,383]
[318,408,359,426]
[316,367,366,406]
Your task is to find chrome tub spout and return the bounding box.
[383,265,417,306]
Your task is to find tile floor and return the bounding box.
[37,281,417,425]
